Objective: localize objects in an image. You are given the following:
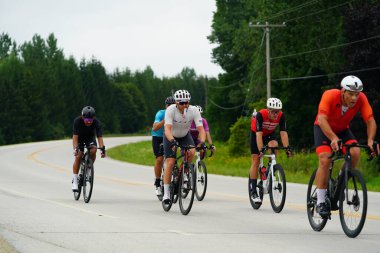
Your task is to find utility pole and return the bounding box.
[249,22,286,98]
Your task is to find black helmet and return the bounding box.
[82,106,95,118]
[165,96,175,105]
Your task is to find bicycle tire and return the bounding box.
[74,162,84,201]
[179,164,195,215]
[248,174,263,210]
[339,169,367,238]
[195,160,208,201]
[83,157,94,203]
[269,164,286,213]
[306,169,328,231]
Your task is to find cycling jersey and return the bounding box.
[251,109,286,136]
[151,109,165,137]
[314,89,374,133]
[73,116,102,143]
[164,104,203,138]
[190,118,209,140]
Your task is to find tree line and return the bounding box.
[208,0,380,152]
[1,0,380,150]
[0,33,217,145]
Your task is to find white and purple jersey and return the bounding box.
[165,104,203,138]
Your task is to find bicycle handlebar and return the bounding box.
[328,140,377,161]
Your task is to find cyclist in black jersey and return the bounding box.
[72,106,106,192]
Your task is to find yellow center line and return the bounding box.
[28,147,380,221]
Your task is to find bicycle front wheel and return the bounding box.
[74,163,84,201]
[268,164,286,213]
[248,174,263,210]
[179,164,195,215]
[195,160,207,201]
[307,169,328,231]
[339,169,367,238]
[162,183,174,212]
[83,159,94,203]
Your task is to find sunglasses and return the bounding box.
[269,109,281,114]
[178,101,189,105]
[84,118,94,123]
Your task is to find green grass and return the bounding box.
[108,140,380,192]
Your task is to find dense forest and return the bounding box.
[1,0,380,150]
[208,0,380,150]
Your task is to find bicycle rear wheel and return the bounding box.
[83,158,94,203]
[74,163,84,200]
[179,164,195,215]
[269,164,286,213]
[195,160,207,201]
[248,174,263,209]
[339,169,367,238]
[307,169,328,231]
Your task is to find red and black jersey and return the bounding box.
[251,109,286,136]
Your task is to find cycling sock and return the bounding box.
[163,184,170,199]
[316,189,327,205]
[250,179,257,193]
[73,174,78,180]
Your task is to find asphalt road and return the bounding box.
[0,137,379,253]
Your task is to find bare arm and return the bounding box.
[366,118,376,148]
[98,136,105,148]
[196,126,206,145]
[256,131,264,151]
[72,135,78,149]
[318,114,339,151]
[280,131,290,147]
[206,132,213,145]
[153,119,165,132]
[164,124,174,141]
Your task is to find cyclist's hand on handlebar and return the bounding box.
[330,138,340,152]
[170,139,178,151]
[100,146,106,158]
[285,146,293,157]
[210,144,216,151]
[73,147,79,156]
[259,147,266,158]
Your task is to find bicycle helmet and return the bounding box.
[173,89,191,102]
[341,75,363,92]
[267,98,282,110]
[82,106,95,118]
[165,96,175,105]
[195,105,203,114]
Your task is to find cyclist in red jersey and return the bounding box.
[249,98,292,203]
[314,75,377,217]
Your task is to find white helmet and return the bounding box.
[267,97,282,110]
[173,89,191,102]
[341,75,363,92]
[195,105,203,114]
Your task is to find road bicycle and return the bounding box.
[306,142,375,238]
[194,145,214,201]
[74,144,104,203]
[162,144,200,215]
[248,146,288,213]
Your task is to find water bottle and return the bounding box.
[261,166,268,193]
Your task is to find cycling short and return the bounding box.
[314,125,357,155]
[152,136,164,157]
[78,139,97,152]
[163,132,195,159]
[250,131,277,154]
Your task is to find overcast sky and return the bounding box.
[0,0,223,77]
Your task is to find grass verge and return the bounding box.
[108,140,380,192]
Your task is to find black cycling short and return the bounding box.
[250,131,277,154]
[163,132,195,159]
[152,136,164,158]
[314,125,356,154]
[78,139,97,152]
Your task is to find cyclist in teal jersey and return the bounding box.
[151,97,175,196]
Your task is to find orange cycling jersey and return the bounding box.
[314,89,373,133]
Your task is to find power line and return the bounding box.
[284,0,357,23]
[271,34,380,60]
[209,98,245,110]
[265,0,319,21]
[272,66,380,82]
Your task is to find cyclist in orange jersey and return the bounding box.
[314,75,376,217]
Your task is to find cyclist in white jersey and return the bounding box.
[162,89,206,205]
